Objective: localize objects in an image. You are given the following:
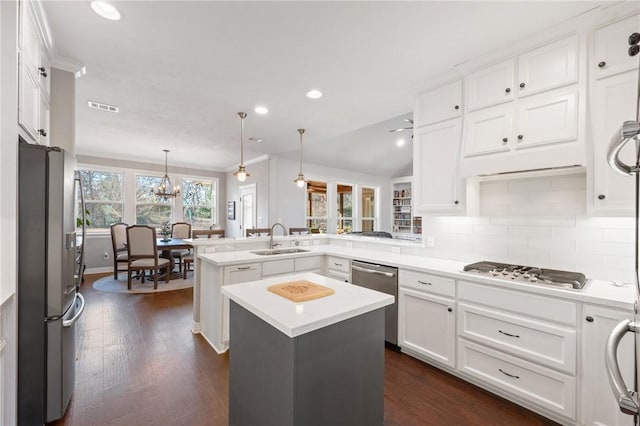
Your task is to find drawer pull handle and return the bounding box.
[498,330,520,338]
[418,280,432,285]
[499,368,520,379]
[237,266,251,270]
[334,263,342,267]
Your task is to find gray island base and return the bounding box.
[229,300,385,426]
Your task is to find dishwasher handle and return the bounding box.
[351,264,396,278]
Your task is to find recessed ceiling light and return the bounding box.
[305,89,323,99]
[90,1,121,21]
[254,106,268,115]
[396,138,406,147]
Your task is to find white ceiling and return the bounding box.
[43,1,602,176]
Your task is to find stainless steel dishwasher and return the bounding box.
[351,260,398,345]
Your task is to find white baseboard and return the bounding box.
[85,266,111,274]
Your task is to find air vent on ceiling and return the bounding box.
[88,100,119,113]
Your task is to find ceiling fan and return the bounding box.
[388,118,413,138]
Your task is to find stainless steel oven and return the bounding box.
[351,260,398,345]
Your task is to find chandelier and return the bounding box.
[294,128,306,188]
[233,112,250,182]
[151,149,180,199]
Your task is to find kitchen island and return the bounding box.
[221,273,394,426]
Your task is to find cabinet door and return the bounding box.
[39,50,50,99]
[581,305,635,426]
[466,59,515,111]
[18,56,40,142]
[414,80,462,127]
[517,35,579,97]
[592,70,638,215]
[413,118,463,213]
[38,95,49,146]
[399,288,455,367]
[513,89,578,150]
[594,13,640,80]
[19,4,41,71]
[463,103,513,157]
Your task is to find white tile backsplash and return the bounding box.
[418,173,635,282]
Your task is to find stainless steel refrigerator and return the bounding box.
[605,29,640,425]
[17,141,86,424]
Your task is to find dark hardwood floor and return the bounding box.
[52,273,557,426]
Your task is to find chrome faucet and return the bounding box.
[270,222,287,249]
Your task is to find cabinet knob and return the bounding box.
[38,129,47,137]
[598,194,606,200]
[598,61,606,68]
[454,200,459,205]
[630,45,640,57]
[519,82,526,88]
[38,67,47,77]
[447,307,453,312]
[586,316,594,323]
[502,137,508,143]
[505,88,511,93]
[629,32,640,46]
[454,105,460,110]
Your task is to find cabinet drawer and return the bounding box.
[458,281,576,326]
[458,303,576,374]
[327,256,349,273]
[295,256,322,272]
[262,259,294,277]
[399,269,455,298]
[224,263,261,284]
[459,339,576,420]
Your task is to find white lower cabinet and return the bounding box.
[398,286,455,368]
[459,339,576,420]
[325,256,350,282]
[581,305,635,426]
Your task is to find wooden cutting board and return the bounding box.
[268,280,335,302]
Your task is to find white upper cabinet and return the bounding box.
[516,34,579,97]
[463,103,513,157]
[514,88,578,150]
[594,13,640,79]
[19,58,40,142]
[466,59,515,112]
[591,70,639,215]
[413,118,464,213]
[414,80,462,127]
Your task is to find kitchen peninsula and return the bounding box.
[222,273,393,426]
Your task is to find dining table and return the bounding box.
[156,238,193,280]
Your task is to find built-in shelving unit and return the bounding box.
[391,177,421,238]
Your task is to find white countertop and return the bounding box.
[221,272,395,338]
[200,244,637,311]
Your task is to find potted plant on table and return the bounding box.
[160,221,172,242]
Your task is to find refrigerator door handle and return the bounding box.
[62,293,85,328]
[605,318,639,415]
[607,121,640,176]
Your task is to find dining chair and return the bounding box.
[289,227,309,235]
[246,228,271,237]
[183,229,226,278]
[110,222,129,279]
[171,222,192,274]
[126,225,170,289]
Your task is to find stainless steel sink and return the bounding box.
[251,248,310,256]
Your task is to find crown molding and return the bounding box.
[30,0,54,52]
[50,56,84,74]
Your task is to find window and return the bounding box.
[306,180,327,233]
[136,175,172,227]
[78,169,124,231]
[361,186,377,232]
[183,179,215,229]
[336,184,352,234]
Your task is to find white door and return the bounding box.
[594,13,640,80]
[465,59,515,111]
[414,80,462,127]
[463,103,513,157]
[239,183,256,236]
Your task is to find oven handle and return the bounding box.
[351,265,395,278]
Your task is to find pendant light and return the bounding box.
[294,128,306,188]
[233,112,250,182]
[151,149,180,199]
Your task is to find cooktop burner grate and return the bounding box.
[462,261,587,290]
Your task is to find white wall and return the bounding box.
[400,173,635,282]
[225,158,270,238]
[268,155,392,234]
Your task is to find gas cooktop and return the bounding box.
[462,261,587,290]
